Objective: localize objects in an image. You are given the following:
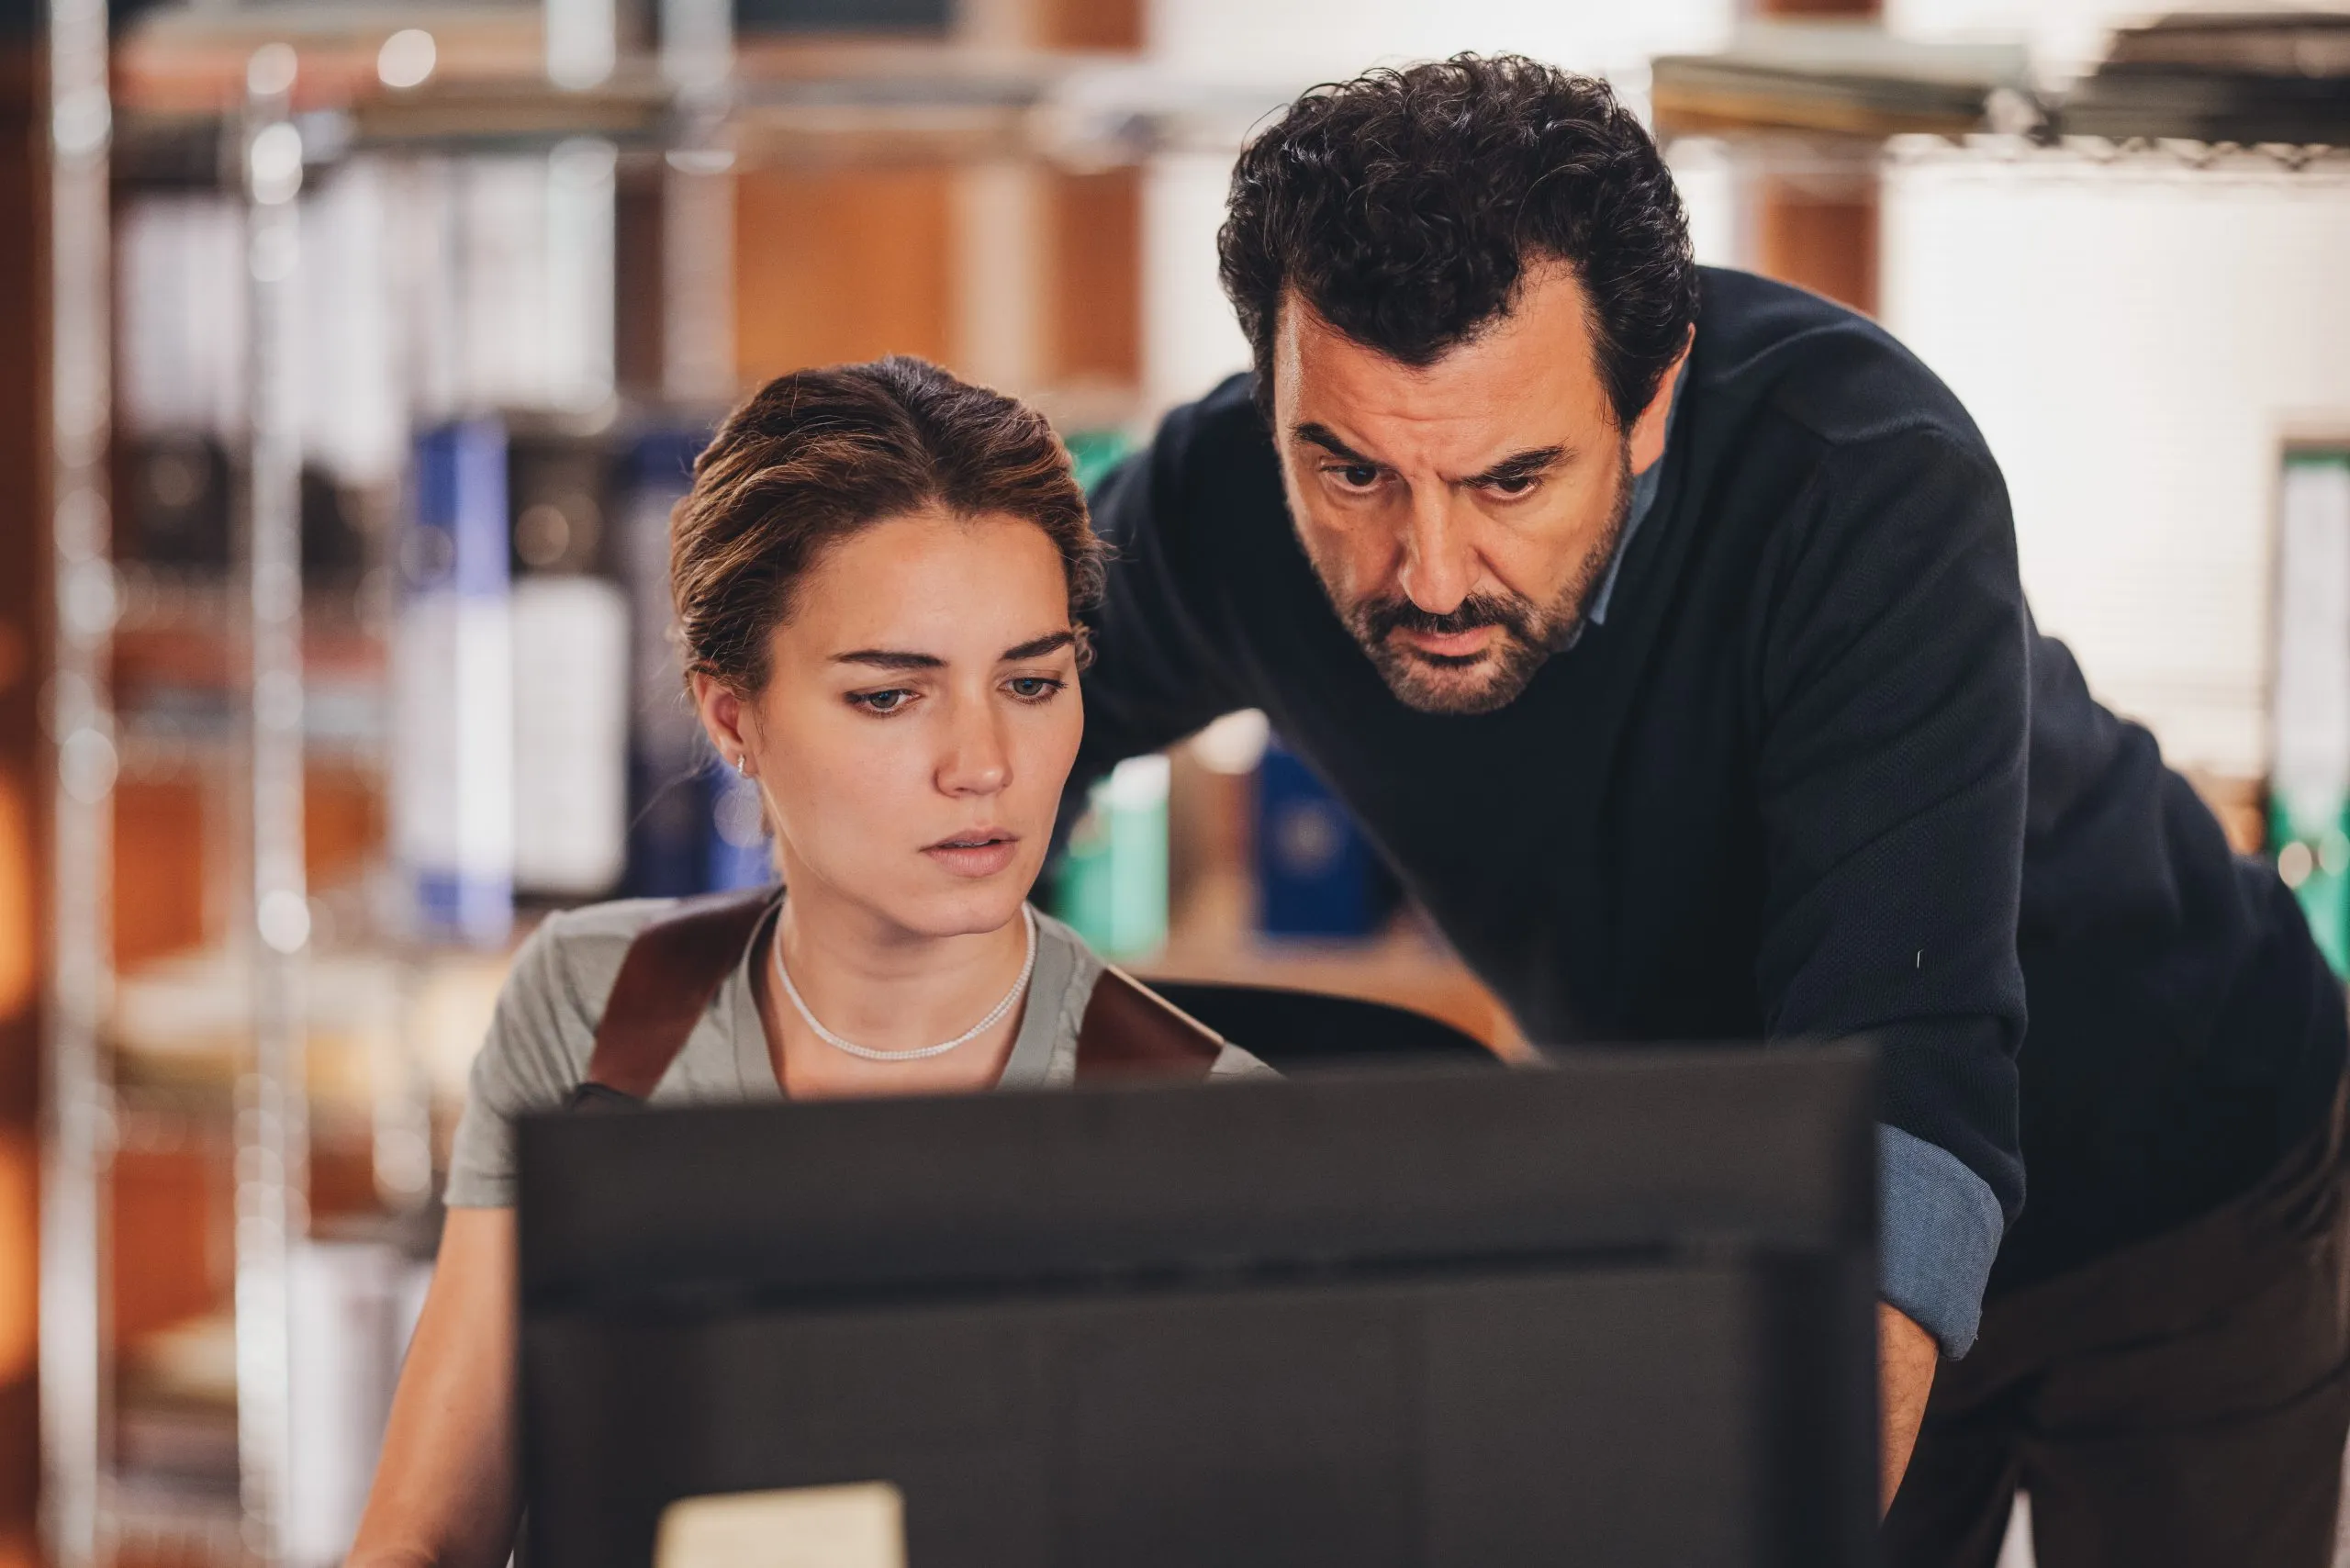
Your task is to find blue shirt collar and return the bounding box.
[1570,366,1686,644]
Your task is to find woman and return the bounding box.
[348,356,1269,1568]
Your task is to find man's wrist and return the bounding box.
[1878,1124,2004,1357]
[1877,1301,1939,1513]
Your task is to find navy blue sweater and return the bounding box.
[1074,267,2346,1355]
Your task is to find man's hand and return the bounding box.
[1879,1302,1938,1513]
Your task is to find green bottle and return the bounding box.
[2271,795,2350,978]
[1051,756,1169,958]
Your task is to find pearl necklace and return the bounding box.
[771,902,1037,1063]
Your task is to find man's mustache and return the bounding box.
[1360,592,1537,645]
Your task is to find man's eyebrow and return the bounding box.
[1462,446,1568,486]
[1002,631,1076,661]
[1292,422,1379,466]
[833,649,945,671]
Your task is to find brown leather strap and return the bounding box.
[576,895,1219,1108]
[579,886,780,1102]
[1072,964,1224,1083]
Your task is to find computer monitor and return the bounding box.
[516,1045,1878,1568]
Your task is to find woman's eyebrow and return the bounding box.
[1002,630,1076,661]
[833,632,1073,669]
[833,649,944,670]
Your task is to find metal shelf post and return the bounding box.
[39,0,118,1561]
[234,42,310,1568]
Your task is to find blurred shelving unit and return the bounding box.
[44,4,1516,1566]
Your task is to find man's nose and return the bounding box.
[1395,490,1473,615]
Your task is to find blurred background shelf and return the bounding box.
[1652,26,2034,139]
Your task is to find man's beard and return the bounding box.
[1329,443,1635,716]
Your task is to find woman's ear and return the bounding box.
[690,671,755,775]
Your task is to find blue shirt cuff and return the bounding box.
[1878,1123,2005,1359]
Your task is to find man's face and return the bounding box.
[1271,260,1683,715]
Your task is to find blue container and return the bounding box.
[1254,740,1396,938]
[397,420,515,946]
[619,424,742,899]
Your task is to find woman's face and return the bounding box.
[699,507,1084,941]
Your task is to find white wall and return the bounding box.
[1666,138,1744,270]
[1882,148,2350,779]
[1141,151,1254,417]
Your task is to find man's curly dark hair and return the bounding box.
[1217,55,1699,428]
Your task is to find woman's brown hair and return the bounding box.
[671,354,1104,692]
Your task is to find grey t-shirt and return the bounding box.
[445,899,1270,1207]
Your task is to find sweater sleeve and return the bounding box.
[1753,429,2031,1357]
[1069,393,1259,806]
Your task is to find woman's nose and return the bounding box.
[935,700,1011,796]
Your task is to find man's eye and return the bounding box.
[1329,464,1381,489]
[848,689,913,714]
[1487,474,1539,497]
[1007,676,1062,701]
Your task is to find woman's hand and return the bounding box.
[346,1207,522,1568]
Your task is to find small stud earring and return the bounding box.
[733,753,750,778]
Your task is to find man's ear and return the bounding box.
[1628,335,1692,476]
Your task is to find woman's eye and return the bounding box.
[848,689,913,714]
[1007,676,1063,701]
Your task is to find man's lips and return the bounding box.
[923,831,1020,878]
[1395,624,1498,660]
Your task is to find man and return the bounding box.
[1073,55,2350,1566]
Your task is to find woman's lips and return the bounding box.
[923,833,1020,879]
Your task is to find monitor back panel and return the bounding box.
[522,1254,1875,1568]
[518,1050,1880,1568]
